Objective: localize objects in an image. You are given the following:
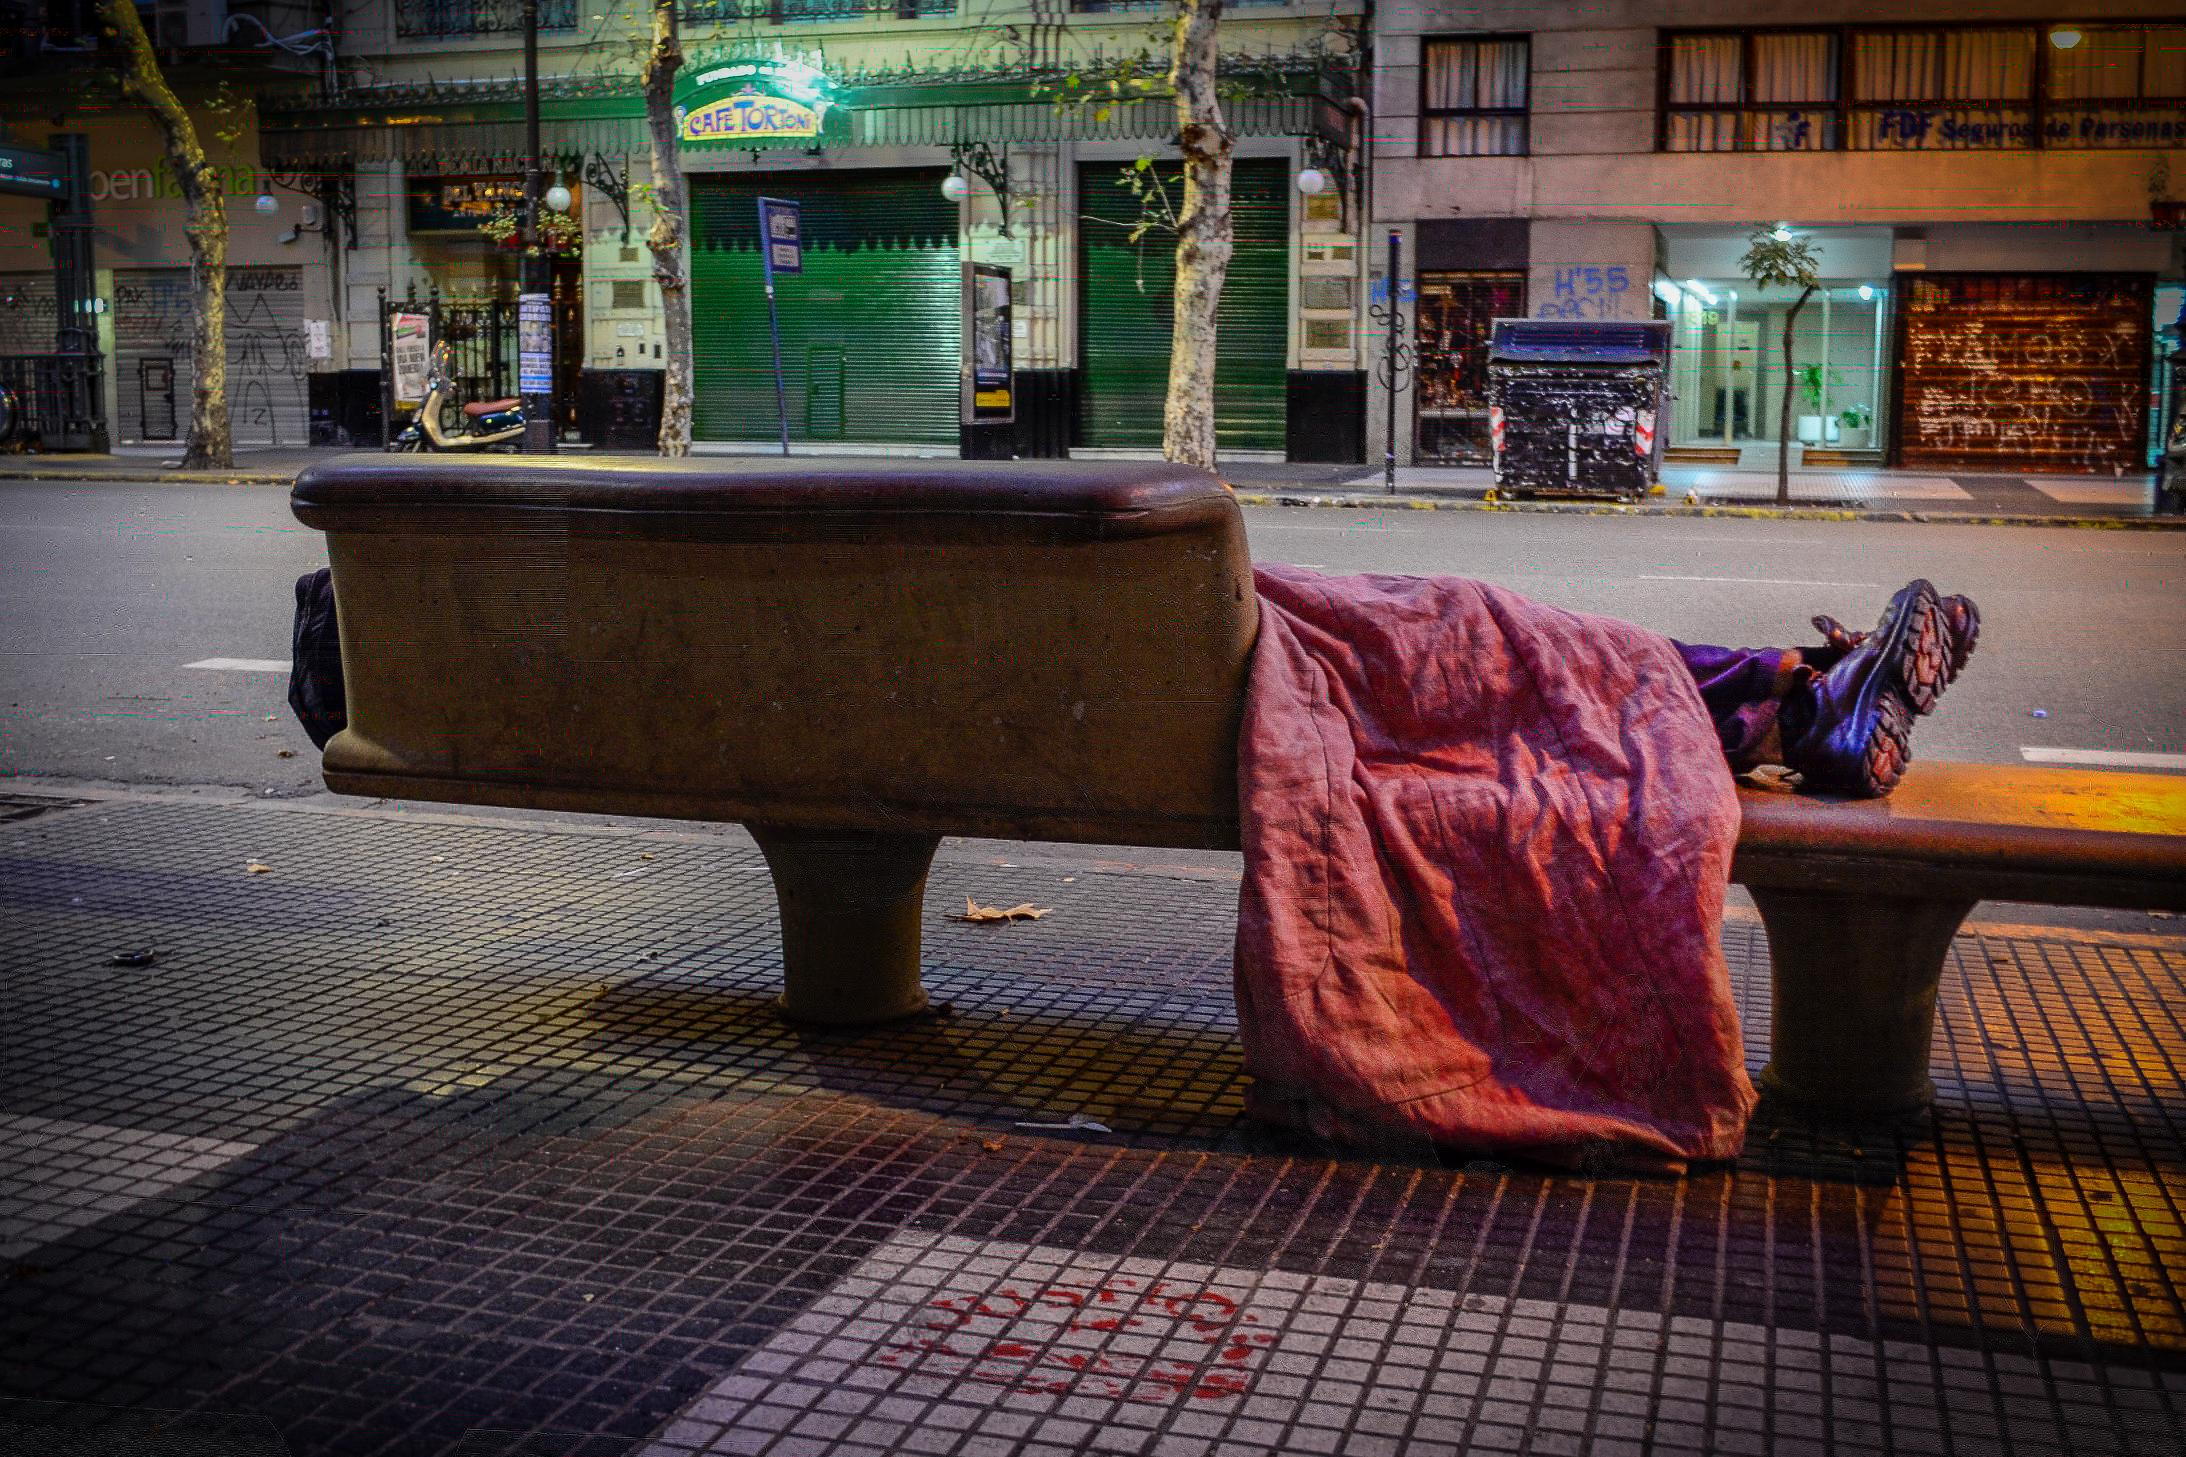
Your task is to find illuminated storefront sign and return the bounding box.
[675,55,839,149]
[681,94,822,142]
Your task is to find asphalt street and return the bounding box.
[1,477,2180,797]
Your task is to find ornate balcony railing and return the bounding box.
[395,0,580,40]
[678,0,955,24]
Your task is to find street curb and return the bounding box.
[7,469,2178,529]
[1225,490,2186,530]
[0,468,296,485]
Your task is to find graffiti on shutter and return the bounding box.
[1897,273,2150,473]
[113,267,310,446]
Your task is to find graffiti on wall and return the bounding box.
[1533,266,1631,321]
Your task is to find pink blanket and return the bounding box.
[1235,566,1755,1170]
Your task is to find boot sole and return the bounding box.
[1894,584,1951,716]
[1860,685,1916,797]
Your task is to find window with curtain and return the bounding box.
[1664,30,1837,151]
[2046,23,2186,147]
[1850,27,2037,148]
[1421,37,1531,157]
[1664,22,2186,152]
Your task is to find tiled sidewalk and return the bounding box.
[1,795,2182,1457]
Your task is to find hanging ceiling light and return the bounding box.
[2049,26,2083,50]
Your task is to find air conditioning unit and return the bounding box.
[146,0,231,50]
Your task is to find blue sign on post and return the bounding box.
[758,197,801,277]
[756,198,800,454]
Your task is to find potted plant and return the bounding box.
[477,206,583,256]
[1795,364,1847,444]
[1837,401,1873,446]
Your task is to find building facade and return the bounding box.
[246,0,1369,460]
[1371,2,2186,472]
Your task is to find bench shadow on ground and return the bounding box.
[578,971,1943,1194]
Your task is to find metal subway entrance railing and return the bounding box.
[0,352,104,452]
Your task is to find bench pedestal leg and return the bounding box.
[1751,887,1975,1121]
[749,825,942,1026]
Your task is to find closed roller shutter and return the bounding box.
[1078,158,1287,453]
[114,268,186,443]
[113,266,310,447]
[689,170,960,448]
[1897,272,2151,473]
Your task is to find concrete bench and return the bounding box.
[293,457,2186,1128]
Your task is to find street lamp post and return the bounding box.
[518,0,555,453]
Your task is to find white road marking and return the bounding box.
[2020,747,2186,772]
[186,657,289,673]
[1639,574,1880,589]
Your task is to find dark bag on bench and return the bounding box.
[288,567,347,750]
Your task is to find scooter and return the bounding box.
[392,341,525,452]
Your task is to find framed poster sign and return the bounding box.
[963,262,1013,425]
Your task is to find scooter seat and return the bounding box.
[463,399,522,418]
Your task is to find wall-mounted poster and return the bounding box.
[963,262,1013,425]
[389,311,431,409]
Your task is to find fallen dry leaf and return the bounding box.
[980,1137,1007,1153]
[276,749,296,759]
[954,897,1050,924]
[245,861,272,875]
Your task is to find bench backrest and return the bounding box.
[292,456,1258,849]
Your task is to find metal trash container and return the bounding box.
[1487,319,1671,500]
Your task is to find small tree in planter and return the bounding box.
[1740,227,1821,507]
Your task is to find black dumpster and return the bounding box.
[1487,319,1671,500]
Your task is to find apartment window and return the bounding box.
[1850,27,2038,149]
[2048,23,2186,147]
[1421,37,1530,157]
[1664,31,1839,151]
[1663,22,2186,151]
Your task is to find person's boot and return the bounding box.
[1810,591,1978,713]
[1781,581,1943,797]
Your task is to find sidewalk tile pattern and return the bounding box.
[1678,472,1971,504]
[2,797,2183,1457]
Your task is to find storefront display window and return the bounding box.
[1663,277,1888,454]
[1414,271,1524,464]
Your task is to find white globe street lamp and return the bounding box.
[940,174,970,202]
[544,183,573,214]
[1296,167,1329,197]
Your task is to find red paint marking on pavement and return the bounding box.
[873,1274,1277,1404]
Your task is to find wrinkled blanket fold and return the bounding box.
[1235,566,1755,1170]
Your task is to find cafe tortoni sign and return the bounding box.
[675,54,839,147]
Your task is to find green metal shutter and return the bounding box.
[1078,159,1288,453]
[689,170,960,447]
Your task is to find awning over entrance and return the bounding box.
[260,71,1350,172]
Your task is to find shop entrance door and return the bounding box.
[1414,271,1523,464]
